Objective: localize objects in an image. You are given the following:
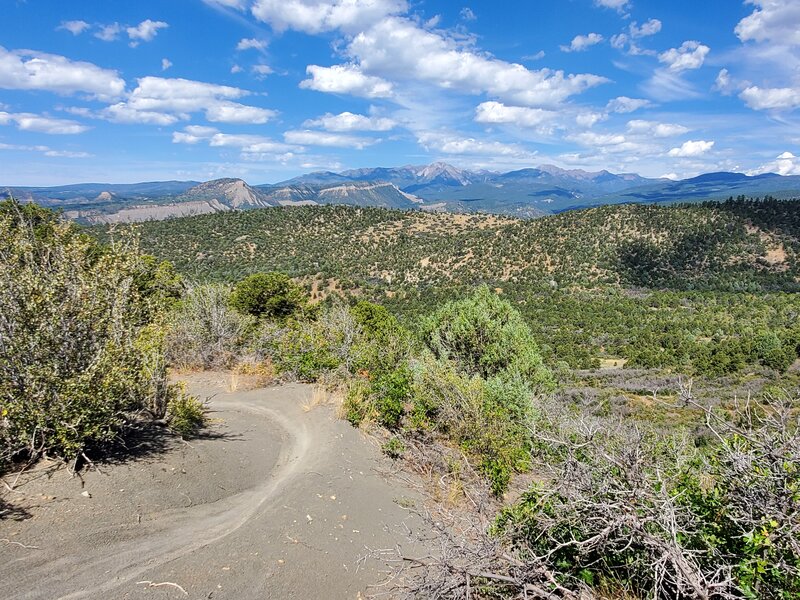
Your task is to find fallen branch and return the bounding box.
[0,538,39,550]
[136,581,188,596]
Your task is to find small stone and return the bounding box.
[81,491,91,498]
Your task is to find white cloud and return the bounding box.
[0,111,90,134]
[0,142,90,158]
[300,64,394,98]
[417,131,534,158]
[205,102,277,123]
[0,46,125,100]
[95,76,276,125]
[643,69,703,102]
[127,20,169,45]
[95,23,121,42]
[713,68,736,94]
[284,129,377,149]
[345,17,607,107]
[524,50,546,61]
[561,33,604,53]
[252,64,274,77]
[627,120,690,138]
[161,58,173,71]
[251,0,408,34]
[576,112,607,127]
[571,131,628,147]
[237,38,268,51]
[204,0,247,8]
[58,20,90,35]
[736,0,800,46]
[172,125,220,144]
[668,140,715,157]
[474,101,556,128]
[739,85,800,110]
[629,19,662,38]
[303,111,396,131]
[594,0,630,12]
[658,41,710,72]
[748,151,800,175]
[102,103,181,125]
[172,126,298,153]
[606,96,652,113]
[231,64,244,74]
[44,149,92,158]
[460,7,477,21]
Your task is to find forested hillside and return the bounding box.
[101,198,800,377]
[118,198,800,292]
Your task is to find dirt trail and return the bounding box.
[0,375,429,599]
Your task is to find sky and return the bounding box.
[0,0,799,185]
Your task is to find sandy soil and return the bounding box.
[0,374,430,599]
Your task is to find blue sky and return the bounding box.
[1,0,799,185]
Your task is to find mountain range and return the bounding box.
[4,162,800,223]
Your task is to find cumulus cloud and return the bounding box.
[303,111,396,131]
[172,125,298,154]
[668,140,715,157]
[300,64,394,98]
[206,102,277,123]
[0,46,125,100]
[284,129,377,149]
[162,58,173,71]
[251,0,408,34]
[739,85,800,110]
[252,64,274,77]
[736,0,800,46]
[748,151,800,175]
[417,131,535,158]
[127,20,169,45]
[561,33,604,53]
[100,103,182,125]
[237,38,268,51]
[629,19,662,38]
[606,96,652,113]
[474,101,556,128]
[58,20,90,35]
[95,23,121,42]
[658,41,710,72]
[345,17,607,107]
[627,120,690,138]
[0,111,90,134]
[95,76,277,125]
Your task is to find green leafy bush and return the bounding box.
[420,286,553,390]
[230,272,308,321]
[0,200,180,466]
[167,387,207,437]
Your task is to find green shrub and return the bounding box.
[381,437,406,459]
[420,286,553,390]
[167,388,207,437]
[230,272,308,321]
[0,201,178,466]
[270,321,342,381]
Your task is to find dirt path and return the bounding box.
[0,375,429,599]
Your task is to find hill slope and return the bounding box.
[115,198,800,293]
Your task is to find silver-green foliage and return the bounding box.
[0,203,182,465]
